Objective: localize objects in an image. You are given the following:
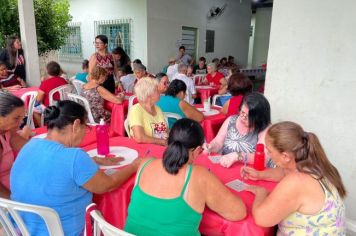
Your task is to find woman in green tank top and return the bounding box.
[124,118,246,236]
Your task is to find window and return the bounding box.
[181,26,198,59]
[205,30,215,53]
[59,22,82,59]
[94,19,132,57]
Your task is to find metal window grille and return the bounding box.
[182,26,197,59]
[94,19,132,57]
[59,22,82,58]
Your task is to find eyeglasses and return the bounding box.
[240,111,248,119]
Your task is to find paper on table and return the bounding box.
[208,155,222,164]
[226,179,249,192]
[197,108,219,116]
[87,146,138,169]
[33,133,47,139]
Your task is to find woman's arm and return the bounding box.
[17,78,26,87]
[10,131,28,152]
[131,126,167,146]
[241,166,286,182]
[179,100,204,122]
[88,54,97,74]
[220,99,229,115]
[36,90,45,103]
[201,167,246,221]
[83,159,141,194]
[97,86,123,104]
[207,116,231,153]
[247,173,302,227]
[0,184,10,199]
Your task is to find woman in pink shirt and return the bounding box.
[0,91,28,198]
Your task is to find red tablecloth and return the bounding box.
[82,136,276,235]
[11,87,40,98]
[82,136,166,228]
[195,104,227,142]
[196,85,219,103]
[33,125,101,148]
[195,154,276,236]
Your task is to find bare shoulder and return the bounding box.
[279,171,312,188]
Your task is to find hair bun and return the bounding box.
[44,106,60,122]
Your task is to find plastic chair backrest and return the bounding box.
[0,197,64,236]
[124,118,131,138]
[48,84,74,106]
[85,203,134,236]
[193,74,206,85]
[163,112,182,125]
[72,80,86,95]
[20,91,38,129]
[128,95,138,111]
[212,94,233,108]
[67,93,97,124]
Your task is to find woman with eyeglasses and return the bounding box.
[241,121,346,235]
[157,79,203,128]
[204,92,272,168]
[11,100,140,236]
[88,35,116,94]
[124,118,246,236]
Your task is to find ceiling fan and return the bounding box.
[207,3,227,20]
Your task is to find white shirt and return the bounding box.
[172,73,196,104]
[167,64,178,82]
[120,74,136,93]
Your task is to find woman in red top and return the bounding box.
[203,62,225,86]
[220,73,253,117]
[89,35,116,94]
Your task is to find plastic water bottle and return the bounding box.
[203,98,211,111]
[253,143,265,171]
[96,118,109,156]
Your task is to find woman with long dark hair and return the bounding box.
[0,36,26,81]
[242,121,346,235]
[125,118,246,235]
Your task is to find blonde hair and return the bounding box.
[267,121,346,198]
[134,77,158,102]
[90,66,108,81]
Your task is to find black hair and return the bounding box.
[118,64,133,74]
[163,118,204,174]
[240,92,271,134]
[133,58,142,64]
[112,47,131,66]
[46,61,61,76]
[0,91,24,117]
[95,35,108,45]
[44,100,87,130]
[179,45,185,51]
[199,57,206,62]
[82,59,89,70]
[0,61,6,68]
[165,79,186,97]
[155,72,167,82]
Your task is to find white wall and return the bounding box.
[146,0,252,74]
[252,7,272,67]
[61,0,148,75]
[265,0,356,222]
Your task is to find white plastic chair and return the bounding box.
[128,95,137,111]
[124,118,131,138]
[20,91,38,129]
[0,197,64,236]
[193,74,206,85]
[48,84,74,106]
[67,93,97,124]
[72,79,86,95]
[212,94,231,108]
[85,203,134,236]
[163,112,183,125]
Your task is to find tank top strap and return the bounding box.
[135,158,155,186]
[180,164,193,198]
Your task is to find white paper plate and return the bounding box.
[197,108,219,116]
[33,133,47,139]
[87,146,138,169]
[196,85,213,89]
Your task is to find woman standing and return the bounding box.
[242,121,346,235]
[0,36,26,81]
[89,35,115,93]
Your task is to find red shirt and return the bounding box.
[39,76,68,106]
[206,71,225,86]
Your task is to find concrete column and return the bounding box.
[18,0,41,86]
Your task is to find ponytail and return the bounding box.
[163,141,189,174]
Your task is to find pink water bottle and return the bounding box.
[253,143,265,171]
[96,118,109,156]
